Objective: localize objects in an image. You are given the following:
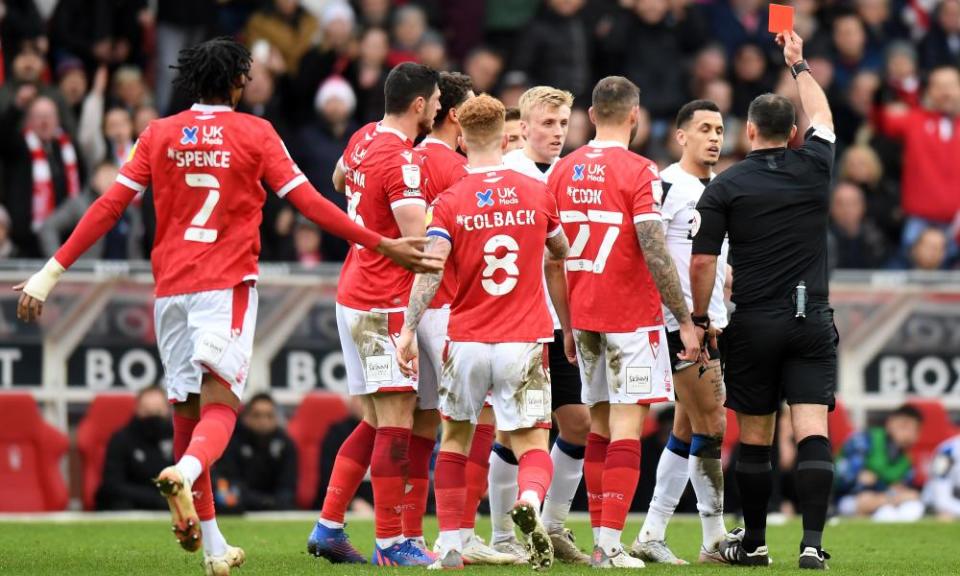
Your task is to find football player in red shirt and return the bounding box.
[548,76,700,568]
[15,39,440,576]
[309,62,442,567]
[396,93,572,570]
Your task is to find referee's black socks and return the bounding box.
[735,443,773,552]
[796,435,833,552]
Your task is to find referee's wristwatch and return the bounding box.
[790,59,811,79]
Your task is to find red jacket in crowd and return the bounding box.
[874,105,960,223]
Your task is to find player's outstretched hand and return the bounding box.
[776,30,804,66]
[677,321,702,364]
[377,237,445,274]
[13,282,44,323]
[563,330,577,366]
[396,325,419,378]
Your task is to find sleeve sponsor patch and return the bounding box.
[402,163,421,189]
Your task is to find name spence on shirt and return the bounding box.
[456,209,537,231]
[169,148,232,168]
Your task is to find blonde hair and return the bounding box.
[458,94,506,150]
[518,86,574,120]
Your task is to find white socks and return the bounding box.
[519,490,542,512]
[200,519,228,557]
[489,448,519,543]
[318,517,344,529]
[375,535,404,549]
[541,439,584,534]
[176,455,203,486]
[689,452,726,550]
[437,530,462,555]
[638,446,689,542]
[598,527,623,555]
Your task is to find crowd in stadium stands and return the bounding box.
[0,0,958,268]
[93,390,960,523]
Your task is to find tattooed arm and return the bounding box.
[636,220,700,361]
[397,236,450,377]
[635,220,690,324]
[404,237,451,331]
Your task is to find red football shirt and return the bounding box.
[336,124,427,311]
[548,141,664,333]
[427,165,560,343]
[416,137,467,308]
[119,104,308,297]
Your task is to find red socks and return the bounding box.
[435,451,468,532]
[174,411,219,521]
[320,420,376,523]
[601,439,641,530]
[461,423,495,529]
[585,432,610,529]
[371,426,411,539]
[403,434,436,538]
[184,403,236,471]
[517,449,553,503]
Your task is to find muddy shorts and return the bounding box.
[336,303,418,396]
[439,341,552,432]
[574,326,674,407]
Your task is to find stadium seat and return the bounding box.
[906,399,959,486]
[828,399,855,454]
[0,394,69,511]
[76,394,137,510]
[287,392,350,509]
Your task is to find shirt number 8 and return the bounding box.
[481,234,519,296]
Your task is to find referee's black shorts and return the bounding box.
[720,304,838,415]
[548,329,583,410]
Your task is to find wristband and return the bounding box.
[790,59,811,79]
[691,315,711,330]
[22,258,65,302]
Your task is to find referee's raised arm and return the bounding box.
[780,31,833,133]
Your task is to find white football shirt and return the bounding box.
[658,162,729,331]
[504,148,561,329]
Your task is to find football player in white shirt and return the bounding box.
[487,86,590,565]
[925,434,960,520]
[631,100,731,565]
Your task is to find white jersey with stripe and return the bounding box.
[503,148,561,330]
[658,162,729,331]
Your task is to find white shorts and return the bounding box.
[440,341,552,432]
[336,303,417,396]
[155,284,258,403]
[416,307,449,410]
[575,327,674,407]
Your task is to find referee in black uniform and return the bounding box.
[690,31,837,570]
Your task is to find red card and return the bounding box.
[768,4,794,34]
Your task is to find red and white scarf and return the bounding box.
[25,129,81,231]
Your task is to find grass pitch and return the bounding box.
[1,516,958,575]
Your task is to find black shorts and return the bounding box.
[720,304,838,415]
[548,329,583,410]
[666,329,722,374]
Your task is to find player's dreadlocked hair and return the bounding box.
[171,37,252,104]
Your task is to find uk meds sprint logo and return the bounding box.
[476,189,494,208]
[180,126,199,146]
